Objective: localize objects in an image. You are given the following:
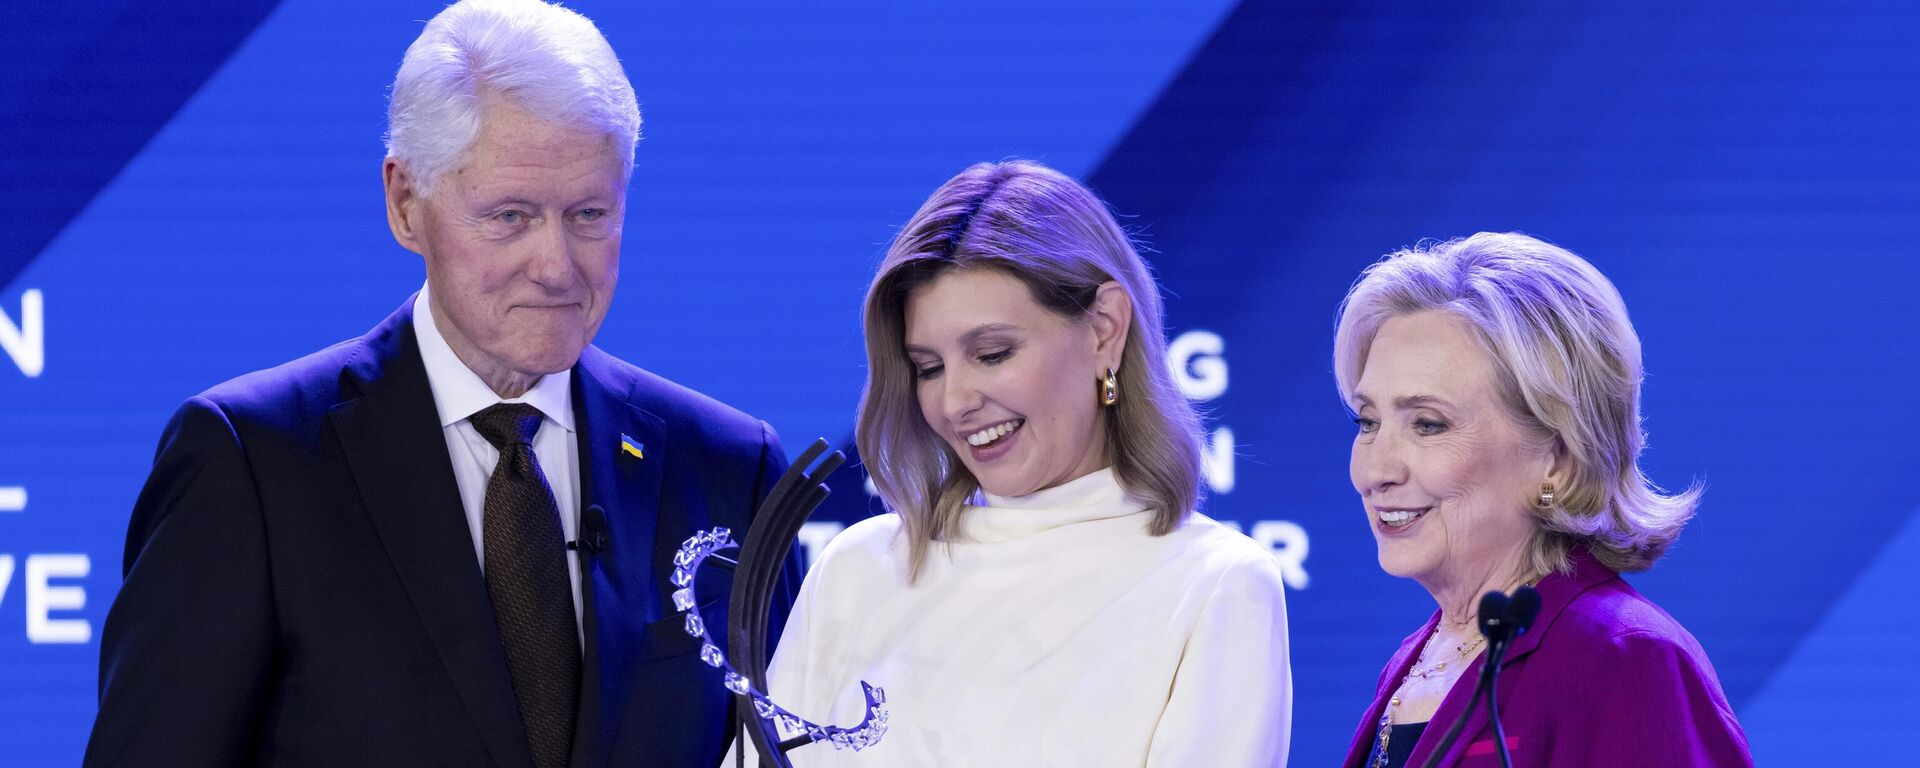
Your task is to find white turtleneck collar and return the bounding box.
[956,468,1150,543]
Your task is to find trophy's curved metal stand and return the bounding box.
[725,439,874,767]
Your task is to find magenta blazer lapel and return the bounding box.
[1342,550,1623,768]
[1342,548,1751,766]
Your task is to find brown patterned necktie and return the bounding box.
[470,403,579,768]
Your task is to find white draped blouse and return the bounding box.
[745,468,1292,767]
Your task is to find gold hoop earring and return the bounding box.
[1535,484,1556,510]
[1100,367,1119,407]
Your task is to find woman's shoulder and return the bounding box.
[1553,578,1707,655]
[1535,578,1730,700]
[1526,578,1750,759]
[806,513,908,579]
[1176,512,1278,558]
[831,512,906,544]
[1167,513,1290,593]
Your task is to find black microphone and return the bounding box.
[1505,587,1541,636]
[1479,586,1540,768]
[568,504,609,555]
[1419,589,1527,768]
[1476,591,1514,645]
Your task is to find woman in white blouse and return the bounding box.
[748,160,1291,767]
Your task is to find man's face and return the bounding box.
[389,97,627,395]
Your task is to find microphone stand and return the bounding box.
[1485,587,1540,768]
[1483,634,1512,768]
[1418,592,1511,768]
[1417,586,1542,768]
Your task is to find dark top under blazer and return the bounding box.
[86,298,799,768]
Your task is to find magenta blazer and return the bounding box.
[1341,548,1753,767]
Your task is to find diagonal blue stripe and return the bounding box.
[1740,505,1920,763]
[0,0,283,292]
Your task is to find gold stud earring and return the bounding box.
[1535,484,1556,510]
[1100,367,1119,407]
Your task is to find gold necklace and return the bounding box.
[1368,629,1487,768]
[1405,630,1486,681]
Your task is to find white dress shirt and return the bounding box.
[413,286,584,642]
[742,468,1293,767]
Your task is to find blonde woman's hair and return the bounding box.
[1333,232,1700,574]
[857,160,1205,581]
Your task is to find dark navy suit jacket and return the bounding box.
[86,298,798,767]
[1341,548,1752,767]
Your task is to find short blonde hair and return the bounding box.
[1333,232,1699,574]
[857,160,1205,581]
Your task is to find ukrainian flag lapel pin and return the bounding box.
[620,433,645,460]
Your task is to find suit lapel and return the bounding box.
[328,301,534,768]
[570,346,667,766]
[1501,549,1618,666]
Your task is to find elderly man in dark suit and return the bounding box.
[84,1,795,766]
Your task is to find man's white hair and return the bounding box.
[385,0,641,193]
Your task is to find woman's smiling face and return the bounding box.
[904,267,1119,498]
[1348,310,1555,591]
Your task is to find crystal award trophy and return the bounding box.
[670,439,888,767]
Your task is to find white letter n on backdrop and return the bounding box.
[1,289,44,377]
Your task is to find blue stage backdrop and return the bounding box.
[3,1,1916,763]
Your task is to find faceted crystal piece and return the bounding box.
[776,714,802,733]
[723,672,749,694]
[672,588,695,611]
[712,527,732,542]
[830,731,854,749]
[753,698,777,720]
[700,643,724,668]
[684,613,706,637]
[673,548,694,567]
[671,567,692,588]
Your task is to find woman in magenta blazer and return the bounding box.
[1331,233,1753,767]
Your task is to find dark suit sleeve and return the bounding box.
[86,396,275,768]
[748,420,805,658]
